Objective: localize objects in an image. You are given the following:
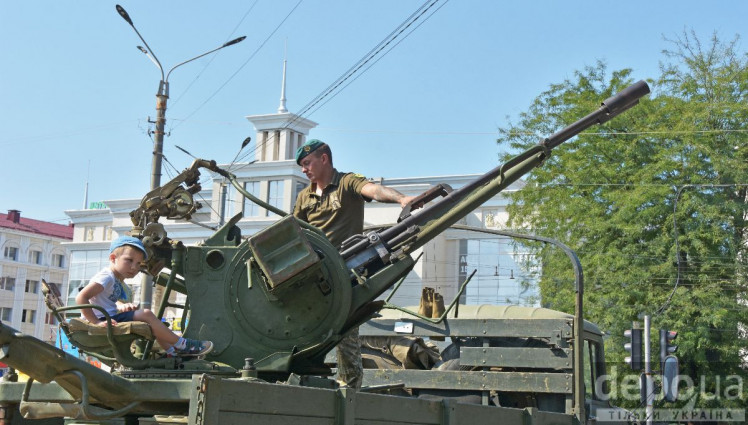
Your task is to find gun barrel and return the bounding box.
[603,80,650,117]
[545,79,650,149]
[341,80,650,261]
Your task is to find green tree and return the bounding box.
[498,32,748,407]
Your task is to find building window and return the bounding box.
[22,309,36,324]
[45,281,61,295]
[267,180,284,216]
[222,183,235,220]
[52,254,65,268]
[45,312,57,325]
[483,209,502,229]
[0,307,11,321]
[272,130,280,161]
[84,226,95,241]
[29,250,42,265]
[103,226,113,241]
[243,181,261,217]
[294,133,302,154]
[0,277,15,291]
[68,250,109,307]
[3,246,18,261]
[261,131,269,161]
[294,180,307,203]
[458,238,539,306]
[25,280,39,294]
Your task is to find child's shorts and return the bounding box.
[110,310,136,322]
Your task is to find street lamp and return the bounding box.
[115,4,245,190]
[115,5,245,309]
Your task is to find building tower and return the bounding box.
[245,59,317,163]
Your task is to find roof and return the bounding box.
[0,212,73,240]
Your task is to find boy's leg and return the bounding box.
[133,309,178,348]
[132,309,213,357]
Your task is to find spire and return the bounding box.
[277,47,288,113]
[83,160,90,209]
[83,181,89,209]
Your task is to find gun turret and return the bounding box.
[120,81,651,376]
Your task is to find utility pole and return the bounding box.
[644,315,654,425]
[115,4,245,309]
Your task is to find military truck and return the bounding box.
[0,81,649,424]
[356,226,626,423]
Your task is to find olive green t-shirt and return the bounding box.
[293,169,370,247]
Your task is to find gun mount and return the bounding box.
[121,80,650,374]
[0,80,649,423]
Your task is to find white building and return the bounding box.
[0,209,72,344]
[64,67,539,320]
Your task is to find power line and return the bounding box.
[142,0,444,176]
[293,0,448,119]
[234,0,448,167]
[655,184,748,316]
[9,121,747,149]
[169,0,260,108]
[172,0,304,131]
[504,128,748,137]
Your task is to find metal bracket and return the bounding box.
[366,232,391,263]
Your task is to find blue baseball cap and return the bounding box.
[295,139,325,165]
[110,236,148,260]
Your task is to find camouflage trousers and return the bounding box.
[336,326,363,389]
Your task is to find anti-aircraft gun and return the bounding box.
[0,81,649,424]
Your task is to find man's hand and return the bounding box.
[399,196,416,208]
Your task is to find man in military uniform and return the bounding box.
[293,139,414,389]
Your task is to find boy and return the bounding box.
[76,235,213,357]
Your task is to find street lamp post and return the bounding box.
[115,4,245,309]
[116,4,245,189]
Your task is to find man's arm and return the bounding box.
[360,183,415,208]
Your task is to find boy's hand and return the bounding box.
[97,318,117,326]
[117,302,139,312]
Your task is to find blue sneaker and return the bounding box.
[175,339,214,357]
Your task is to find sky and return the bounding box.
[2,0,746,223]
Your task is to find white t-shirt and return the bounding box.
[87,268,130,319]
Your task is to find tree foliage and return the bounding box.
[497,31,748,407]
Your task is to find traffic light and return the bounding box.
[660,329,679,402]
[660,329,678,366]
[662,355,680,402]
[624,328,643,370]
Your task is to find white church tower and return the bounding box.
[209,58,316,224]
[245,59,317,162]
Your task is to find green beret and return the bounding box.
[296,139,324,165]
